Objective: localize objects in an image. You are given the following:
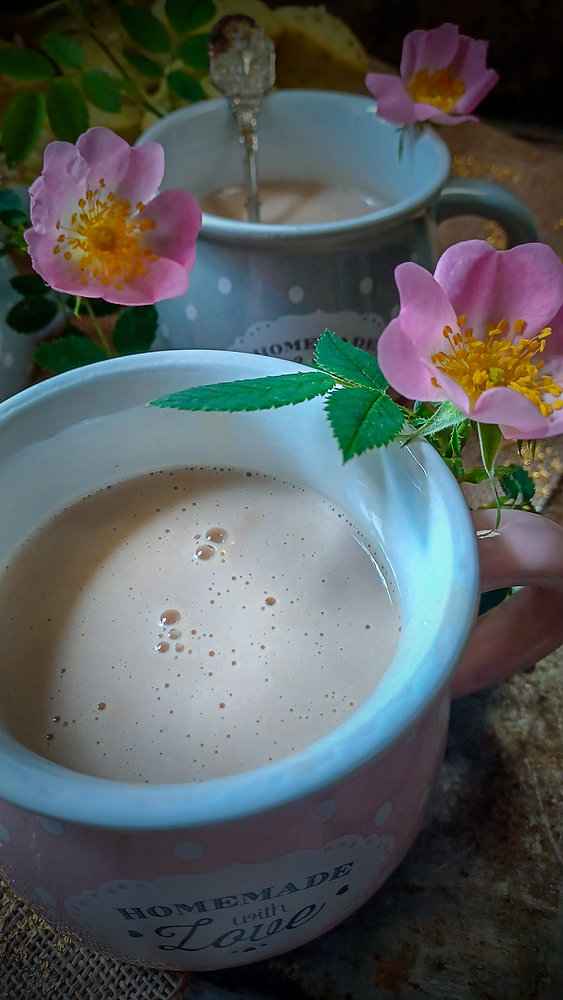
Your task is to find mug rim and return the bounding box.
[138,90,452,249]
[0,351,478,830]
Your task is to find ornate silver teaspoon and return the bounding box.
[208,14,276,223]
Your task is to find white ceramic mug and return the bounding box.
[0,351,561,970]
[138,91,537,363]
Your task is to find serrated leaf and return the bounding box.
[122,48,163,79]
[0,45,53,80]
[325,386,404,461]
[149,372,334,412]
[81,69,123,112]
[41,33,84,69]
[117,3,171,53]
[176,33,210,71]
[166,69,204,102]
[314,330,388,391]
[1,92,46,167]
[6,295,58,333]
[497,465,535,505]
[34,335,109,374]
[45,77,89,142]
[10,274,49,296]
[113,304,158,355]
[406,400,466,440]
[165,0,215,34]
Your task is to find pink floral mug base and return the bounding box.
[0,351,562,970]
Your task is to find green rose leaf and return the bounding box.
[314,330,388,392]
[166,69,204,102]
[34,335,109,374]
[176,33,210,71]
[325,386,404,461]
[149,372,334,412]
[41,33,84,69]
[497,464,535,506]
[0,45,53,80]
[122,48,164,79]
[1,92,46,167]
[113,304,158,355]
[117,3,171,53]
[0,189,29,227]
[45,77,89,142]
[81,69,123,112]
[164,0,215,35]
[6,295,58,333]
[10,274,50,297]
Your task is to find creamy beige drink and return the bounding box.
[201,180,385,224]
[0,469,399,784]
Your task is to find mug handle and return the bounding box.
[450,508,563,698]
[434,176,538,246]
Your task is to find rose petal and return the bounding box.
[400,23,460,79]
[434,241,563,336]
[470,386,552,439]
[377,318,446,402]
[77,128,164,205]
[365,73,418,125]
[140,189,201,268]
[393,262,458,352]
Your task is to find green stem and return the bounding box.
[82,297,115,357]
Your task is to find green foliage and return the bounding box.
[41,33,85,70]
[165,0,215,34]
[122,49,163,79]
[10,274,49,297]
[45,77,89,142]
[6,295,58,333]
[35,333,109,374]
[112,304,158,354]
[0,191,30,229]
[0,45,53,80]
[0,0,217,171]
[166,69,204,102]
[149,331,403,463]
[3,263,159,373]
[2,93,46,168]
[497,464,536,509]
[176,34,210,72]
[117,3,172,53]
[81,69,123,112]
[149,372,335,412]
[314,330,388,391]
[325,386,404,459]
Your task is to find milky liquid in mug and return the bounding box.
[0,468,400,784]
[201,179,386,224]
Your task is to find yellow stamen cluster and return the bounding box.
[406,67,465,112]
[53,178,157,289]
[431,316,563,419]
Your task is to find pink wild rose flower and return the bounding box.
[377,240,563,440]
[365,22,499,126]
[24,127,201,305]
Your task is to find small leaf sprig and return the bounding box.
[148,328,536,516]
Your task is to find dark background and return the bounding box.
[269,0,563,130]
